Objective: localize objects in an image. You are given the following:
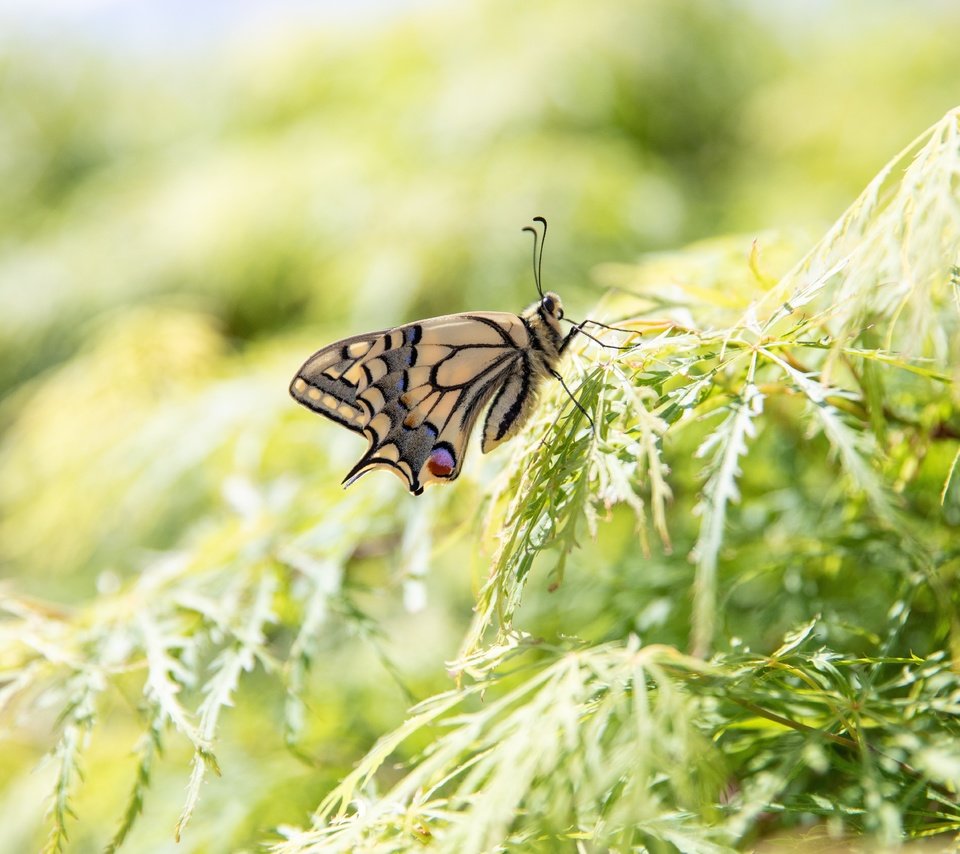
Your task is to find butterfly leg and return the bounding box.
[549,367,596,434]
[562,320,637,353]
[559,320,587,355]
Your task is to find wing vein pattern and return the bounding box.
[290,312,540,494]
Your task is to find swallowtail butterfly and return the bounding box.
[290,218,618,495]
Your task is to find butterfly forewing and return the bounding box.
[290,329,390,431]
[290,312,538,495]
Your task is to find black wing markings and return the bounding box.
[293,312,544,495]
[490,355,532,443]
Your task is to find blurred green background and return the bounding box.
[1,0,959,850]
[3,0,959,401]
[4,0,960,588]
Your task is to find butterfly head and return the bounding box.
[520,289,565,352]
[540,291,564,321]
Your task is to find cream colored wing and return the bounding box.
[290,312,534,495]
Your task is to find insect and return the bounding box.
[290,217,622,495]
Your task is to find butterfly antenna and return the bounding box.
[521,217,545,299]
[533,215,547,294]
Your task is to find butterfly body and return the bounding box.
[290,291,569,495]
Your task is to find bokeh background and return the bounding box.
[1,0,959,850]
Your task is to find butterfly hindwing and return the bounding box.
[481,369,536,453]
[290,312,534,495]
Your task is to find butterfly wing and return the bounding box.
[290,312,533,495]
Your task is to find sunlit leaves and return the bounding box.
[278,616,960,852]
[274,641,725,854]
[2,101,960,852]
[467,110,960,661]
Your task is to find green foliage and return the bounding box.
[275,639,726,853]
[3,106,959,852]
[273,619,960,852]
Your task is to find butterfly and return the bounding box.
[290,217,625,495]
